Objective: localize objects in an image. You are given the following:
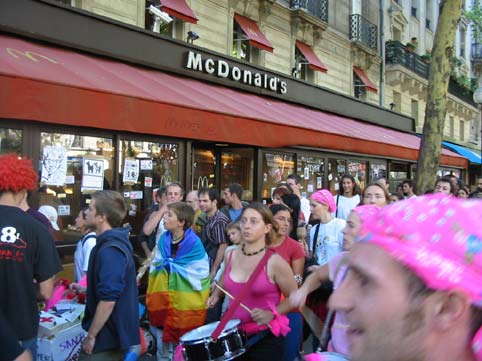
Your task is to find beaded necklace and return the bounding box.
[241,243,267,256]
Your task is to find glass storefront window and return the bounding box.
[327,159,346,194]
[369,162,387,183]
[437,168,461,178]
[0,127,22,154]
[261,152,295,200]
[348,160,367,191]
[192,149,216,190]
[389,162,410,193]
[220,148,254,201]
[39,132,114,234]
[119,140,179,225]
[297,155,324,198]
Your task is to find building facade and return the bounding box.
[384,0,481,183]
[0,0,472,256]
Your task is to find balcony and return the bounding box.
[472,43,482,60]
[385,41,476,106]
[385,40,429,78]
[349,14,378,51]
[290,0,328,23]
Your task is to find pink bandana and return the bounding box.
[311,189,337,213]
[357,194,482,360]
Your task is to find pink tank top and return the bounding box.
[224,251,281,325]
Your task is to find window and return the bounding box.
[119,140,180,216]
[388,162,410,193]
[232,22,259,63]
[0,127,22,155]
[460,27,466,58]
[411,0,419,18]
[39,132,114,233]
[369,162,387,183]
[354,73,367,99]
[426,0,433,30]
[294,47,315,82]
[192,148,216,190]
[261,152,295,201]
[460,120,465,141]
[220,148,254,201]
[297,155,325,198]
[327,159,347,194]
[393,28,402,42]
[449,116,455,138]
[348,160,367,190]
[393,91,402,112]
[411,99,419,126]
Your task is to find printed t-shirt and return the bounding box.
[0,205,62,340]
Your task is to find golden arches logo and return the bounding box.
[6,48,58,64]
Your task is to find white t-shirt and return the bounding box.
[333,194,361,221]
[74,231,97,282]
[155,219,166,243]
[309,218,346,266]
[300,197,311,222]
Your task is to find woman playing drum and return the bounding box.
[207,203,298,360]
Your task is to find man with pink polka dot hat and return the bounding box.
[329,194,482,361]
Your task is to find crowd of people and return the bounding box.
[1,150,482,361]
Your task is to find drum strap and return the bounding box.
[211,248,275,340]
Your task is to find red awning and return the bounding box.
[159,0,198,24]
[295,40,328,73]
[234,14,274,52]
[0,34,466,168]
[354,66,377,93]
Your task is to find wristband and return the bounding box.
[294,274,303,285]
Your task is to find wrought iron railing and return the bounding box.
[385,40,429,78]
[472,43,482,60]
[349,14,378,51]
[385,41,476,106]
[290,0,328,23]
[448,79,477,106]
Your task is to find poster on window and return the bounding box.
[123,159,139,183]
[140,159,153,171]
[41,146,68,186]
[82,158,104,190]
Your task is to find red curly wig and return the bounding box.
[0,153,38,192]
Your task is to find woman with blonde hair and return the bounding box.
[362,182,390,207]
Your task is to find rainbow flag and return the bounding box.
[146,228,210,342]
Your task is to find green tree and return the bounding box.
[465,0,482,42]
[415,0,463,194]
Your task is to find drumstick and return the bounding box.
[136,245,157,283]
[214,284,272,330]
[214,283,252,313]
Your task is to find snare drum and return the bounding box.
[180,319,247,361]
[303,351,349,361]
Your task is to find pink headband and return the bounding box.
[311,189,336,213]
[352,204,382,219]
[357,194,482,360]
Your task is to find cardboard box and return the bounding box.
[38,311,70,337]
[37,322,86,361]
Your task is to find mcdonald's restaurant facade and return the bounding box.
[0,1,467,256]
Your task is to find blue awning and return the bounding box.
[442,141,481,164]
